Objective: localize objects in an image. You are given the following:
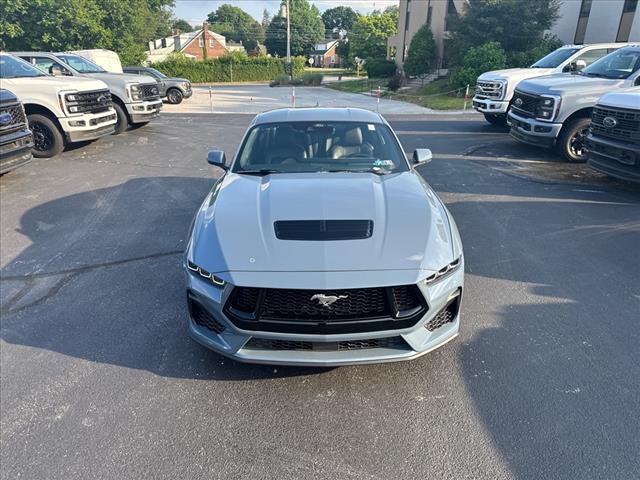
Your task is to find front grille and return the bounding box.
[511,90,540,118]
[0,103,27,131]
[190,299,225,334]
[225,285,427,334]
[244,336,407,351]
[140,84,161,100]
[425,291,461,331]
[475,81,503,100]
[67,89,112,114]
[274,220,373,241]
[591,105,640,142]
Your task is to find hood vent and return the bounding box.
[274,220,373,241]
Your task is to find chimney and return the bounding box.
[202,21,208,32]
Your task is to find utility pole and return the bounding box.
[286,0,291,80]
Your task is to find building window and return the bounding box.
[445,0,459,31]
[209,38,215,47]
[427,5,433,26]
[617,0,638,42]
[331,55,336,64]
[198,38,204,48]
[574,0,592,44]
[405,11,411,30]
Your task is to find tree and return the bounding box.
[349,9,398,61]
[261,9,271,31]
[265,0,324,57]
[447,0,560,66]
[450,41,507,88]
[403,25,437,77]
[171,19,193,33]
[207,4,265,51]
[321,6,358,38]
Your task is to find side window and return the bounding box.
[574,48,609,67]
[33,57,71,76]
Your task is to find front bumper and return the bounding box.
[183,88,193,99]
[0,128,33,174]
[62,110,117,143]
[587,134,640,183]
[473,97,509,114]
[184,267,464,367]
[507,110,562,148]
[127,99,162,123]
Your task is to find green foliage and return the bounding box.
[321,6,359,38]
[447,0,560,66]
[265,0,324,57]
[207,4,264,51]
[403,25,437,77]
[153,55,306,83]
[387,71,402,91]
[271,72,323,87]
[450,42,507,88]
[508,34,564,67]
[301,72,323,85]
[349,9,398,61]
[171,19,193,33]
[364,59,397,78]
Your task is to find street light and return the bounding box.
[283,0,291,80]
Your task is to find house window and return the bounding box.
[427,5,433,26]
[574,0,592,44]
[198,38,204,48]
[617,0,638,42]
[209,38,215,47]
[405,11,411,30]
[331,55,336,64]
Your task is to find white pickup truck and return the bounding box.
[0,53,117,157]
[13,52,162,134]
[473,43,628,125]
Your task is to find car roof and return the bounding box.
[252,108,385,126]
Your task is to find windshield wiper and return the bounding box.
[323,168,392,176]
[583,72,606,77]
[238,169,283,176]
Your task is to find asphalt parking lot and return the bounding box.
[1,113,639,479]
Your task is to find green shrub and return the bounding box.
[508,34,564,68]
[450,42,506,89]
[364,58,396,78]
[301,72,323,86]
[152,55,305,83]
[270,74,290,87]
[387,72,402,91]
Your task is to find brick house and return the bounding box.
[147,22,245,63]
[310,40,342,68]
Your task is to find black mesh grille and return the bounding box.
[392,285,420,312]
[244,337,407,351]
[511,90,540,117]
[591,106,640,142]
[190,300,225,333]
[425,292,460,332]
[0,103,27,130]
[274,220,373,241]
[141,84,160,100]
[68,89,112,114]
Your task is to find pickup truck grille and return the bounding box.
[0,103,27,132]
[511,90,540,117]
[591,105,640,142]
[140,84,160,100]
[66,89,112,114]
[475,81,503,100]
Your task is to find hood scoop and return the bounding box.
[274,220,373,241]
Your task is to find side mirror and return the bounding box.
[207,150,228,170]
[50,66,62,76]
[412,148,433,165]
[572,59,587,72]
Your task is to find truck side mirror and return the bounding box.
[207,150,228,170]
[572,59,587,72]
[412,148,432,165]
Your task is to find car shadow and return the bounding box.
[0,176,330,381]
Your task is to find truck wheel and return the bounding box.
[166,88,183,105]
[112,102,129,135]
[28,114,65,158]
[483,113,507,126]
[557,117,591,162]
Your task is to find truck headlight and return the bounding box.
[65,93,78,102]
[424,256,462,285]
[535,95,560,122]
[129,84,143,101]
[497,80,507,100]
[187,260,226,287]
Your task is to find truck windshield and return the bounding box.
[147,68,167,79]
[233,121,409,175]
[57,54,106,73]
[531,48,580,68]
[0,54,48,78]
[580,48,640,79]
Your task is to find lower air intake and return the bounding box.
[244,337,407,351]
[425,291,461,331]
[190,299,225,334]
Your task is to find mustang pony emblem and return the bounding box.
[310,294,348,308]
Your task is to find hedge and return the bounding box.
[364,59,397,79]
[150,55,306,83]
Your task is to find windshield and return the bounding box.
[581,48,640,79]
[0,54,48,78]
[147,68,167,79]
[531,47,581,68]
[233,121,409,175]
[57,54,106,73]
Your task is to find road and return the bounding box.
[1,114,639,480]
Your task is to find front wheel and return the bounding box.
[557,117,591,162]
[483,113,507,126]
[112,102,129,135]
[166,88,184,104]
[28,114,65,158]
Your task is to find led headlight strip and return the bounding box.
[424,256,462,284]
[187,260,226,287]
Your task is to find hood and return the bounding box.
[169,77,190,83]
[517,74,624,96]
[87,72,157,86]
[1,75,109,93]
[478,67,554,83]
[597,87,640,109]
[190,172,455,275]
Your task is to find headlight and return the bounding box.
[424,256,462,284]
[535,95,560,122]
[497,80,507,100]
[187,260,226,287]
[65,93,78,102]
[129,84,143,101]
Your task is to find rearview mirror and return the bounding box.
[207,150,228,170]
[412,148,432,165]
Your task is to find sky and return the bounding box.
[173,0,399,25]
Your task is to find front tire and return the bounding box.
[28,114,65,158]
[112,102,129,135]
[557,117,591,162]
[166,88,184,104]
[483,113,507,126]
